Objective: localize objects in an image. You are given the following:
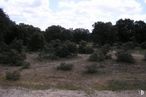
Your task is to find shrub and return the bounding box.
[78,41,94,54]
[5,71,20,81]
[64,40,78,55]
[108,80,129,90]
[39,53,59,60]
[143,53,146,61]
[113,43,121,49]
[56,44,70,57]
[56,63,73,71]
[21,62,30,69]
[10,39,24,52]
[89,51,106,62]
[39,40,78,59]
[85,46,94,54]
[121,42,137,50]
[0,42,9,52]
[28,33,45,51]
[85,64,98,74]
[140,42,146,49]
[38,43,59,60]
[116,50,135,63]
[101,44,111,55]
[0,49,26,66]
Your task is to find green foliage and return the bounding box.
[73,28,90,43]
[21,62,30,69]
[89,51,106,62]
[78,41,94,54]
[143,53,146,61]
[121,42,137,50]
[92,22,117,45]
[108,80,146,90]
[56,45,70,57]
[108,80,130,90]
[45,25,73,42]
[39,40,78,59]
[17,23,41,46]
[0,42,27,66]
[56,63,73,71]
[39,52,59,60]
[101,44,111,55]
[116,50,135,63]
[85,64,98,74]
[140,42,146,49]
[28,33,45,51]
[0,49,26,66]
[64,40,78,55]
[5,71,20,81]
[88,46,111,62]
[9,39,24,52]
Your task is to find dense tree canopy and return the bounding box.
[1,8,146,50]
[73,28,90,43]
[92,22,117,45]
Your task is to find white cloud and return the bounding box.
[0,0,145,31]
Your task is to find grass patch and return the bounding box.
[56,84,81,90]
[107,80,146,91]
[56,63,73,71]
[20,62,30,70]
[5,71,20,81]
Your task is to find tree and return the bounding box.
[92,22,117,45]
[0,8,16,44]
[115,19,135,43]
[134,21,146,43]
[17,23,42,46]
[28,33,45,51]
[45,25,73,42]
[9,39,24,52]
[73,28,90,43]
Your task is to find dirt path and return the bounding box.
[0,88,145,97]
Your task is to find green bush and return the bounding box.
[85,64,98,74]
[0,49,26,66]
[0,42,9,52]
[108,80,129,90]
[101,44,111,55]
[143,53,146,61]
[140,42,146,49]
[121,42,137,50]
[39,53,59,60]
[78,41,94,54]
[55,44,70,57]
[5,71,20,81]
[38,43,59,60]
[10,39,24,52]
[64,40,78,55]
[89,51,106,62]
[56,63,73,71]
[21,62,30,69]
[116,50,135,63]
[28,33,45,51]
[39,40,78,59]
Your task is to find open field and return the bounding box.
[0,51,146,90]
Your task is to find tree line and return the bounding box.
[1,8,146,51]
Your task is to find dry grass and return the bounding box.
[0,51,146,90]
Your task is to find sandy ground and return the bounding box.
[0,88,145,97]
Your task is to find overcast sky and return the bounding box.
[0,0,146,31]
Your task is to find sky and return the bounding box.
[0,0,146,31]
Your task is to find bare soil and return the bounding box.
[0,87,145,97]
